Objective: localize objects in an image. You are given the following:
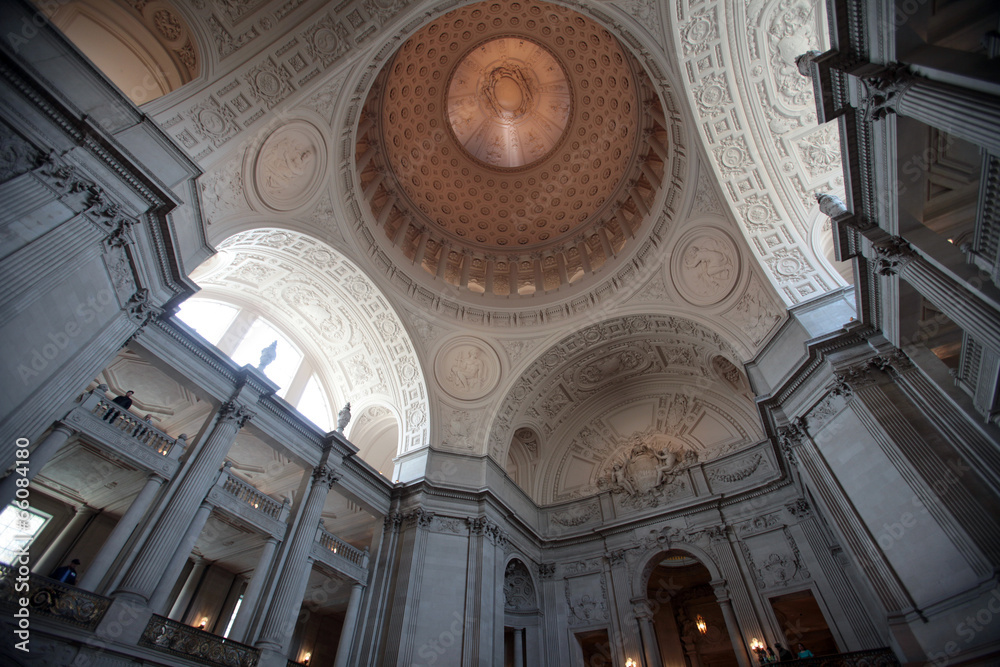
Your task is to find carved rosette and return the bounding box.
[434,337,501,401]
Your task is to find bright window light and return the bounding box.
[0,504,51,565]
[231,318,303,396]
[176,299,239,345]
[297,375,334,431]
[223,594,243,638]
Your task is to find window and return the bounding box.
[231,318,303,396]
[0,504,51,565]
[297,375,334,431]
[176,299,239,346]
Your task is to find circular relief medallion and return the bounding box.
[434,336,501,400]
[671,228,740,306]
[252,121,327,212]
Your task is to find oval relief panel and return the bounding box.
[671,228,740,306]
[434,336,501,400]
[251,121,327,212]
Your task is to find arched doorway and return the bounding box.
[645,550,740,667]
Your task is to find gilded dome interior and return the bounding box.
[357,0,669,298]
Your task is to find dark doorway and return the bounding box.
[576,629,613,666]
[769,589,839,657]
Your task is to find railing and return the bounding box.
[222,472,286,520]
[76,386,185,459]
[0,563,110,630]
[140,614,260,667]
[765,648,900,667]
[317,526,369,568]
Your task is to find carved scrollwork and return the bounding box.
[219,401,255,429]
[860,63,915,122]
[311,464,341,489]
[871,235,916,276]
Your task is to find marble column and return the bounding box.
[168,556,209,621]
[0,424,75,510]
[229,536,280,643]
[865,66,1000,154]
[150,501,214,614]
[256,464,339,653]
[634,601,664,667]
[872,237,1000,353]
[35,503,97,576]
[80,473,165,591]
[332,582,365,667]
[114,401,253,603]
[712,580,750,667]
[512,628,524,667]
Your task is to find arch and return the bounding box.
[503,557,540,613]
[631,541,725,601]
[186,228,430,459]
[43,0,201,106]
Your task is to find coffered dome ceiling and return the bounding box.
[355,0,675,299]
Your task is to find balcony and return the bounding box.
[0,563,110,630]
[311,525,370,583]
[206,464,291,538]
[140,614,260,667]
[63,386,185,479]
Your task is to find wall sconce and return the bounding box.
[302,652,311,665]
[198,617,209,630]
[696,615,707,634]
[750,638,763,651]
[625,659,636,667]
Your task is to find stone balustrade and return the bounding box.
[69,387,186,463]
[139,614,260,667]
[317,526,369,568]
[221,472,288,521]
[0,564,110,630]
[310,525,370,583]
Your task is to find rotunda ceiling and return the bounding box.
[355,0,676,301]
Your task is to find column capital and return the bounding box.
[311,464,341,489]
[872,235,917,276]
[632,598,654,620]
[709,578,730,601]
[860,63,916,121]
[219,401,255,428]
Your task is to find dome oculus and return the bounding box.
[447,37,571,169]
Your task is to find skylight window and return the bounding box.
[231,317,302,396]
[0,504,50,566]
[297,375,334,432]
[176,298,239,346]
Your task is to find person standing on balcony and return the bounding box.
[103,390,134,422]
[50,558,80,585]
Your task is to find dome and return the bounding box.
[355,0,675,300]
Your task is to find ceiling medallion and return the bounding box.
[447,37,571,169]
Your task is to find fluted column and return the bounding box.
[634,600,664,667]
[115,401,253,603]
[151,501,214,614]
[712,580,750,667]
[168,556,209,621]
[862,66,1000,154]
[256,464,339,653]
[332,582,365,667]
[872,237,1000,353]
[512,628,524,667]
[35,504,97,576]
[80,473,165,591]
[0,424,75,509]
[229,536,280,642]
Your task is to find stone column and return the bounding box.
[872,237,1000,353]
[712,580,750,667]
[151,501,214,614]
[256,464,339,653]
[229,536,280,643]
[512,627,524,667]
[332,582,365,667]
[114,401,253,603]
[633,601,664,667]
[80,473,165,591]
[35,504,97,576]
[0,424,75,510]
[168,556,209,621]
[862,65,1000,154]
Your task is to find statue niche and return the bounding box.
[598,431,698,509]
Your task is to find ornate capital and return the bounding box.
[219,401,255,429]
[870,348,914,378]
[860,63,915,122]
[537,562,556,579]
[872,236,916,276]
[607,550,627,567]
[786,499,811,518]
[709,578,730,601]
[125,288,162,327]
[311,464,341,488]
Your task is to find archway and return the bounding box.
[644,550,740,667]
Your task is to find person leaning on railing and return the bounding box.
[103,390,135,421]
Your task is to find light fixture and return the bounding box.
[625,659,636,667]
[750,638,762,651]
[198,617,209,630]
[303,652,311,665]
[696,615,707,634]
